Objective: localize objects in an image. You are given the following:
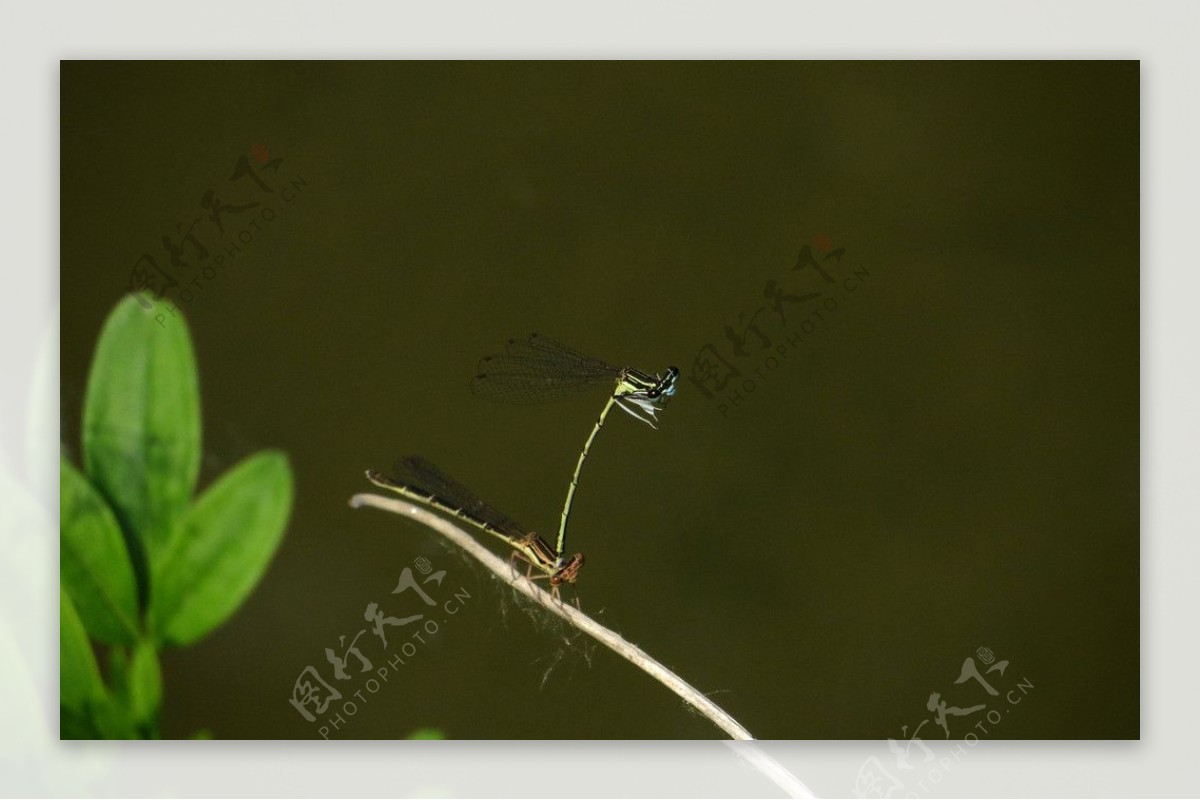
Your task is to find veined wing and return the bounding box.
[381,455,530,540]
[470,333,622,404]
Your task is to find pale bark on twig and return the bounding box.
[350,491,755,741]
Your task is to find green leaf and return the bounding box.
[60,457,140,645]
[60,706,102,739]
[128,640,163,735]
[61,589,137,738]
[82,295,201,562]
[150,451,293,647]
[59,588,107,714]
[107,641,162,736]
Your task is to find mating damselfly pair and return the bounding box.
[367,333,679,594]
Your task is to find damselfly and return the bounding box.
[365,456,585,590]
[470,333,679,560]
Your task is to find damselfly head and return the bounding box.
[640,366,680,401]
[550,552,586,585]
[657,366,680,399]
[615,367,679,427]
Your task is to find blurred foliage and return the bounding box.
[406,727,445,740]
[60,295,294,738]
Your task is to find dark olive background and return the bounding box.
[60,61,1138,739]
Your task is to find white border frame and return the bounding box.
[6,2,1196,795]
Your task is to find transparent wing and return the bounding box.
[469,333,622,404]
[386,455,529,539]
